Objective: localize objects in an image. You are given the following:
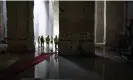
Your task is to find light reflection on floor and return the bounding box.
[32,46,133,80]
[34,53,59,79]
[34,43,59,79]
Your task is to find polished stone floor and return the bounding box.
[0,44,133,80]
[19,55,133,80]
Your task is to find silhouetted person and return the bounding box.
[40,36,44,47]
[38,36,41,47]
[50,36,53,44]
[54,35,58,49]
[46,35,50,46]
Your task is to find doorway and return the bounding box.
[33,0,59,52]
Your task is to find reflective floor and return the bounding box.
[20,55,133,80]
[95,46,121,59]
[0,45,133,80]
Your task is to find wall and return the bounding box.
[59,1,95,55]
[127,1,133,19]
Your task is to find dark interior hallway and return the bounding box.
[0,1,132,80]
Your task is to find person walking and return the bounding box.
[54,35,59,49]
[50,36,53,44]
[38,36,41,47]
[46,35,50,46]
[40,35,44,47]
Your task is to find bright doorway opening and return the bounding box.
[33,0,59,52]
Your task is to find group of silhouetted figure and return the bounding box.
[38,35,59,49]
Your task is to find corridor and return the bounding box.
[1,1,133,80]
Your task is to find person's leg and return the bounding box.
[55,43,56,49]
[38,42,39,47]
[42,42,43,46]
[42,42,44,52]
[43,42,44,47]
[41,42,42,47]
[55,42,57,49]
[48,43,49,47]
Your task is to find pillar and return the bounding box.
[59,1,95,55]
[106,1,128,49]
[7,1,35,52]
[95,1,104,44]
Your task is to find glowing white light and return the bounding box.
[34,0,59,43]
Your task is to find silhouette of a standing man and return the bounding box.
[46,35,50,46]
[54,35,58,49]
[38,36,41,47]
[50,36,53,44]
[40,35,44,47]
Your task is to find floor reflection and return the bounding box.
[95,46,121,59]
[19,45,133,80]
[35,44,59,79]
[59,56,133,80]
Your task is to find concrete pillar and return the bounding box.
[106,1,128,49]
[7,1,35,52]
[59,1,95,55]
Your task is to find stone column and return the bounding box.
[7,1,35,52]
[59,1,95,56]
[95,1,104,43]
[106,1,128,49]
